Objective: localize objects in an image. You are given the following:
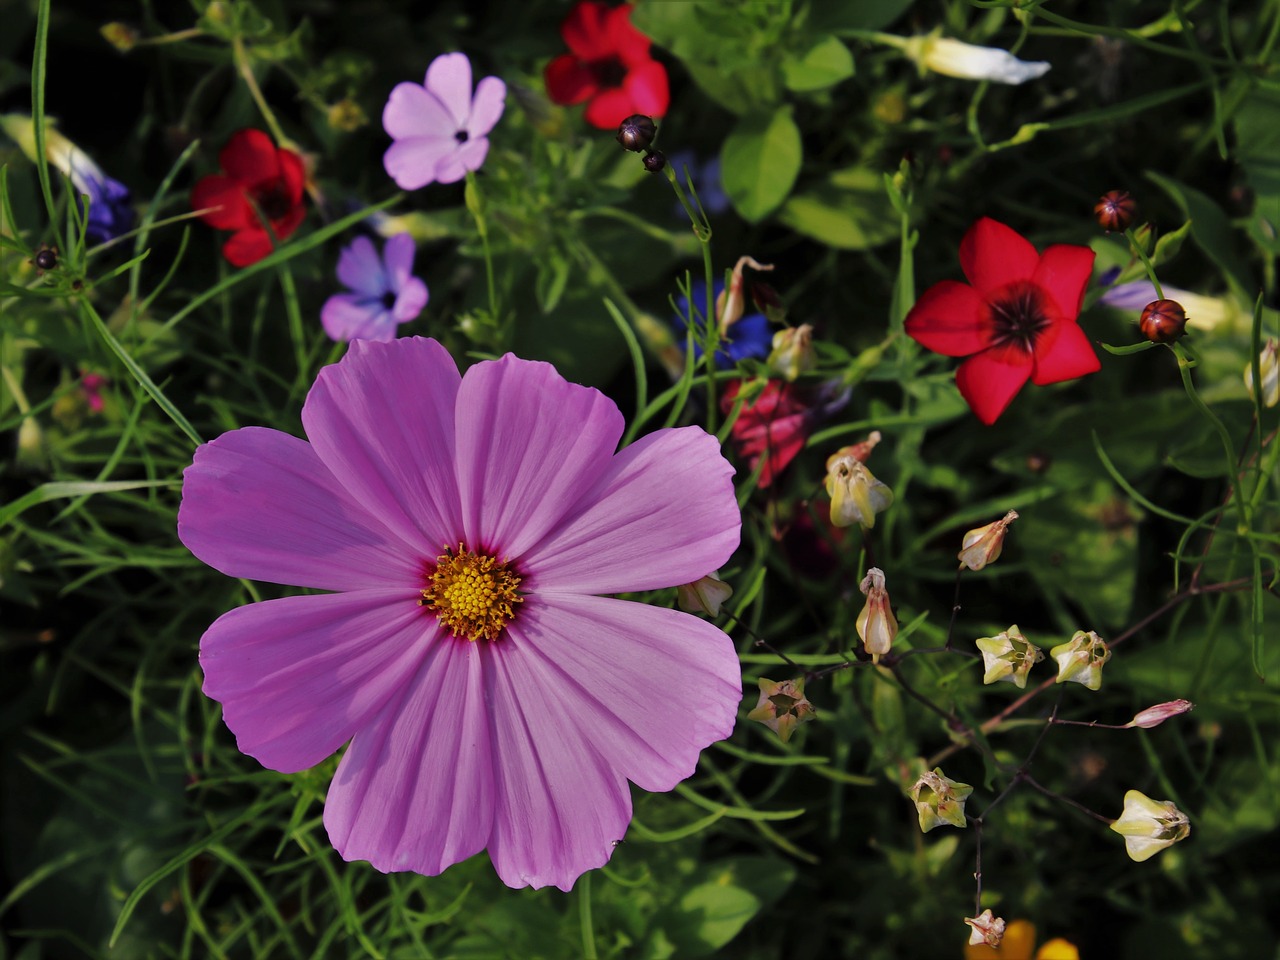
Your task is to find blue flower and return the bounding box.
[321,233,429,342]
[673,280,772,369]
[666,150,730,218]
[75,169,134,245]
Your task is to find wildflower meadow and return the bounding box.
[4,1,1280,957]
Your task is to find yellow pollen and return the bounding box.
[420,544,523,642]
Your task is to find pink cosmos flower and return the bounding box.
[321,234,428,343]
[178,337,742,890]
[383,52,507,189]
[904,217,1099,424]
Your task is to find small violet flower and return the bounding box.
[383,52,506,190]
[909,767,973,832]
[191,129,306,267]
[747,677,815,744]
[321,234,429,343]
[544,1,669,130]
[1050,630,1111,690]
[902,34,1050,85]
[975,625,1043,689]
[905,218,1099,425]
[1110,789,1191,862]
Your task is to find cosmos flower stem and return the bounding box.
[465,172,501,329]
[578,871,599,960]
[277,266,310,392]
[1123,225,1164,300]
[231,36,290,151]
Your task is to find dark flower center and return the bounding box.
[381,291,397,311]
[251,182,294,222]
[590,56,627,89]
[987,280,1051,352]
[455,129,469,144]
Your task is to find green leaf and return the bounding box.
[721,107,802,222]
[1151,218,1191,268]
[1146,171,1252,297]
[777,165,898,249]
[0,480,173,529]
[1233,85,1280,253]
[781,34,854,92]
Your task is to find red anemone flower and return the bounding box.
[544,1,669,130]
[191,129,306,268]
[904,218,1099,425]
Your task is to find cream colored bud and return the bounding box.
[1110,789,1191,862]
[975,624,1043,689]
[767,324,814,381]
[1244,339,1279,408]
[715,255,773,332]
[825,450,893,529]
[958,510,1018,571]
[909,767,973,832]
[676,572,733,617]
[856,567,897,663]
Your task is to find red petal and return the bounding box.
[608,4,654,65]
[223,227,274,267]
[544,54,598,106]
[1030,320,1100,385]
[960,218,1039,295]
[583,87,636,129]
[191,175,251,229]
[561,1,614,59]
[955,345,1033,425]
[270,203,306,243]
[904,281,990,357]
[219,129,280,187]
[1033,243,1095,320]
[623,59,669,117]
[278,148,306,204]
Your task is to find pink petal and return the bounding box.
[955,345,1034,425]
[454,354,624,559]
[622,60,669,116]
[424,52,474,129]
[520,426,739,594]
[301,337,464,556]
[382,82,455,141]
[468,77,507,139]
[381,233,416,290]
[199,589,431,773]
[321,293,394,342]
[1033,243,1095,320]
[325,636,496,876]
[508,594,741,792]
[1030,319,1101,385]
[484,636,632,890]
[960,218,1040,295]
[904,280,990,357]
[391,277,428,323]
[336,235,386,297]
[383,137,459,191]
[434,138,488,184]
[179,426,419,590]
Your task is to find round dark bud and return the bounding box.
[616,114,657,152]
[1139,299,1188,342]
[1094,190,1136,232]
[34,247,58,271]
[642,149,667,173]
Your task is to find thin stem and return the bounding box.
[1021,774,1114,825]
[464,172,499,330]
[231,37,289,147]
[578,871,598,960]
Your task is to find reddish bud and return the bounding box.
[1094,190,1137,232]
[1128,699,1194,729]
[1139,299,1187,343]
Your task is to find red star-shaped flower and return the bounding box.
[905,217,1099,424]
[544,1,669,130]
[191,129,306,268]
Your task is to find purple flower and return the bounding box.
[77,169,133,245]
[178,338,742,891]
[383,53,507,189]
[321,234,429,342]
[667,150,730,218]
[673,280,772,369]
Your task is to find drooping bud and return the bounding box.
[957,509,1018,571]
[964,910,1007,949]
[746,677,816,743]
[856,567,897,662]
[1050,630,1112,690]
[716,256,775,332]
[900,34,1050,84]
[825,449,893,529]
[1094,190,1136,232]
[676,571,733,617]
[1139,299,1188,343]
[642,149,666,173]
[100,22,140,52]
[1109,789,1191,862]
[909,767,973,832]
[975,624,1043,689]
[1127,699,1194,729]
[1244,339,1279,408]
[767,324,815,381]
[616,114,657,152]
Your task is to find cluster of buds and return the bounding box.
[1110,789,1191,861]
[824,432,893,529]
[909,767,973,832]
[1244,339,1279,408]
[676,571,733,617]
[616,114,665,173]
[958,510,1018,571]
[856,567,897,662]
[747,677,816,743]
[975,625,1044,689]
[1050,630,1112,690]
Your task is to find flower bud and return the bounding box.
[825,450,893,529]
[716,256,775,332]
[1139,299,1187,343]
[856,567,897,662]
[957,509,1018,571]
[964,910,1007,948]
[1050,630,1111,690]
[1128,699,1194,729]
[767,324,814,381]
[327,98,368,132]
[975,625,1043,688]
[616,114,657,152]
[1244,339,1279,408]
[33,246,58,271]
[100,22,140,52]
[909,767,973,832]
[746,677,815,743]
[1109,789,1191,861]
[642,149,666,173]
[1094,190,1136,232]
[676,572,733,617]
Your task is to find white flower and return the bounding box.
[904,35,1050,85]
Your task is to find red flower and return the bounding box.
[544,1,669,130]
[904,218,1099,425]
[721,380,848,488]
[191,129,306,267]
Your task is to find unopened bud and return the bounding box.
[825,448,893,529]
[100,22,140,52]
[327,98,368,132]
[676,572,733,617]
[642,149,666,173]
[958,510,1018,571]
[716,256,775,332]
[1128,699,1193,729]
[616,114,656,152]
[767,324,814,381]
[1094,190,1136,232]
[856,567,897,663]
[1139,299,1187,343]
[1244,339,1279,408]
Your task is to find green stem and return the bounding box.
[578,871,598,960]
[1125,226,1164,299]
[232,36,289,147]
[465,172,500,330]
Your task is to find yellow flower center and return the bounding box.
[421,544,523,642]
